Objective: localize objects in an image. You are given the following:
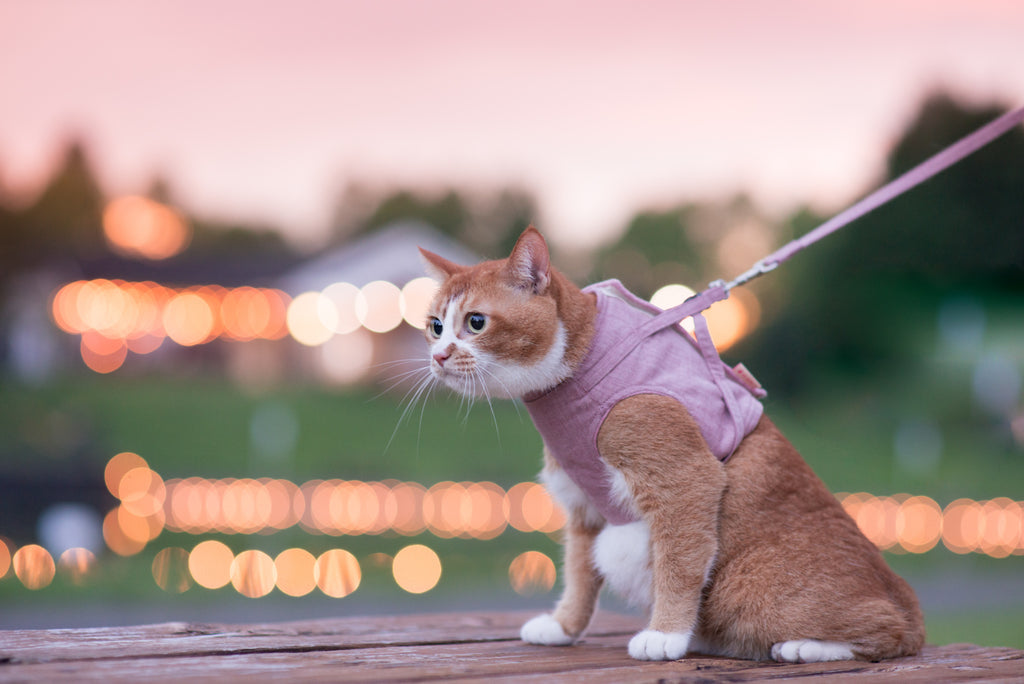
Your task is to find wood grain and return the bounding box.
[1,611,1021,682]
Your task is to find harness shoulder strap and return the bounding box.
[578,284,729,393]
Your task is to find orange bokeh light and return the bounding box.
[13,544,56,590]
[509,551,556,596]
[384,482,427,536]
[103,507,147,556]
[392,544,441,594]
[80,332,128,373]
[0,539,10,579]
[105,452,149,497]
[274,548,317,597]
[189,540,235,589]
[896,496,943,554]
[314,549,361,598]
[153,547,193,593]
[506,482,565,534]
[163,291,216,346]
[103,196,191,260]
[119,466,167,517]
[942,498,983,554]
[230,549,277,598]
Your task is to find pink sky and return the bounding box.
[2,0,1023,250]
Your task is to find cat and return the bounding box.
[419,226,925,663]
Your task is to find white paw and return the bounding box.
[771,639,855,663]
[628,629,691,661]
[520,614,576,646]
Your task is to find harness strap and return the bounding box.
[692,312,746,459]
[578,284,728,393]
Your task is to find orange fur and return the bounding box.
[422,227,925,662]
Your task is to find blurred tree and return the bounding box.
[481,187,539,257]
[363,189,470,240]
[10,141,106,263]
[329,183,541,258]
[742,91,1024,389]
[595,195,770,298]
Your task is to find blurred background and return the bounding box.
[1,0,1023,648]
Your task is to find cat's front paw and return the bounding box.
[520,614,576,646]
[628,629,691,661]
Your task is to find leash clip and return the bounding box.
[714,258,779,293]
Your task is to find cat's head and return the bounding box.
[418,227,580,399]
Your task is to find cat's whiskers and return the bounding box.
[474,367,504,449]
[382,365,436,455]
[474,362,527,431]
[370,357,433,399]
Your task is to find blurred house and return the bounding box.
[268,221,478,388]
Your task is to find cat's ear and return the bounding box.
[506,226,551,294]
[419,247,464,282]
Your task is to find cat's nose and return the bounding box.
[433,350,451,367]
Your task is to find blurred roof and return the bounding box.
[279,221,480,295]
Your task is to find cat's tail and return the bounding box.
[849,594,926,661]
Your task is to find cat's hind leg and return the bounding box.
[771,640,856,663]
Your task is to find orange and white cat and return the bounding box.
[419,226,924,663]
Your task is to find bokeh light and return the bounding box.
[392,544,442,594]
[231,549,277,598]
[163,291,216,346]
[153,547,193,593]
[314,549,361,598]
[102,507,148,556]
[895,496,943,554]
[320,330,375,384]
[80,332,128,373]
[509,550,556,596]
[0,539,11,579]
[274,548,317,597]
[287,291,335,346]
[400,277,438,329]
[321,282,361,335]
[356,280,403,333]
[505,482,565,534]
[51,276,452,375]
[189,540,235,589]
[51,280,290,373]
[119,466,167,518]
[13,544,56,590]
[106,452,149,497]
[57,548,96,585]
[103,196,191,260]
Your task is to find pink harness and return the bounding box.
[524,280,765,525]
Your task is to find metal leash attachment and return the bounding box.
[709,258,780,294]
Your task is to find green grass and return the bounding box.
[925,609,1024,650]
[0,373,544,484]
[2,370,1023,647]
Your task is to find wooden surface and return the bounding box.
[1,610,1022,682]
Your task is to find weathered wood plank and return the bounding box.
[1,612,1022,683]
[0,611,639,664]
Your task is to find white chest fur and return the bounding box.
[541,463,652,609]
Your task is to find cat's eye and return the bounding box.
[429,317,443,338]
[466,313,487,333]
